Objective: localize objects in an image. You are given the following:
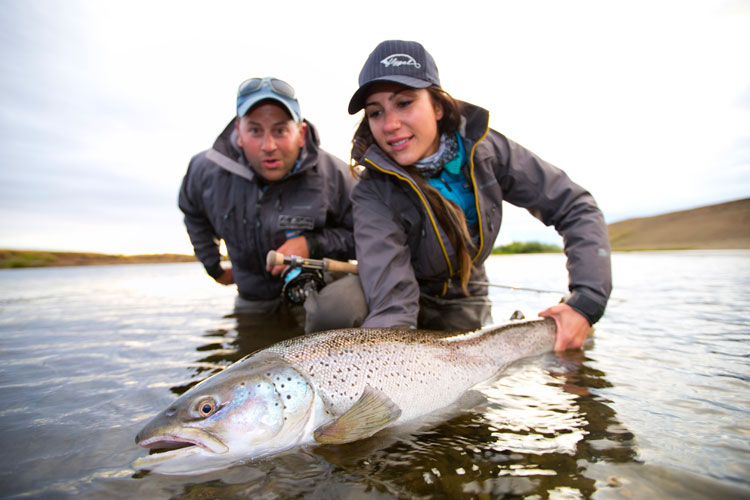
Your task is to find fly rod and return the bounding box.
[266,250,359,275]
[266,251,564,295]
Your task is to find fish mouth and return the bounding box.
[133,442,203,471]
[138,435,212,452]
[134,427,229,470]
[138,429,227,453]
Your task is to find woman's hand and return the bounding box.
[539,303,591,351]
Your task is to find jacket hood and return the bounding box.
[458,100,490,144]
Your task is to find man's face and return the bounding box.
[236,101,306,183]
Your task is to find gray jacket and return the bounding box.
[179,118,356,301]
[352,101,612,328]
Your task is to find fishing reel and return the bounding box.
[269,250,358,305]
[280,267,326,305]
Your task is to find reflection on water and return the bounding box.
[303,351,629,500]
[170,310,305,396]
[1,253,749,499]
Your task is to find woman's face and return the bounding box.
[364,83,443,167]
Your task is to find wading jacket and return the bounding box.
[179,118,356,301]
[352,101,612,328]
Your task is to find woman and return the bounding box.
[348,40,612,350]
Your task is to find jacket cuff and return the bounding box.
[205,262,224,280]
[564,289,605,325]
[303,232,322,259]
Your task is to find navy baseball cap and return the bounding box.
[236,77,302,122]
[348,40,441,114]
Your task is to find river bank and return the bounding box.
[0,250,197,269]
[4,198,747,269]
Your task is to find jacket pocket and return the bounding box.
[217,206,242,247]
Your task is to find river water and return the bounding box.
[0,251,748,499]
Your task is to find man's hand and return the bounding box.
[215,267,234,285]
[267,236,309,277]
[539,303,591,351]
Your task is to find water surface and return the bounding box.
[0,251,748,499]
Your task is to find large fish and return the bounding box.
[133,318,556,474]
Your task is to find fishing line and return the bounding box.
[468,281,565,295]
[268,250,622,303]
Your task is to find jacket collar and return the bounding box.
[457,100,490,144]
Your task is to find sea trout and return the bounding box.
[133,317,556,474]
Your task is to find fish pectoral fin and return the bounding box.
[313,385,402,445]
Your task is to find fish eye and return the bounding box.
[195,398,217,417]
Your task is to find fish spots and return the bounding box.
[264,365,313,420]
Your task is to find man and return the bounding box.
[179,77,357,323]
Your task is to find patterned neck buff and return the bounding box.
[413,133,459,178]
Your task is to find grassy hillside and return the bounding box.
[492,241,561,254]
[0,250,196,269]
[3,198,747,268]
[608,198,750,251]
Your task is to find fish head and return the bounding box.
[133,356,315,474]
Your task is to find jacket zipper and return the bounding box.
[467,124,490,262]
[364,158,453,295]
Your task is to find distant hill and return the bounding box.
[608,198,750,250]
[3,199,748,269]
[0,250,196,269]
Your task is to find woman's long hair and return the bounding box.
[351,86,474,295]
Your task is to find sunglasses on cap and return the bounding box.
[238,77,296,99]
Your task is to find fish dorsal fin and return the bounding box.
[313,385,402,444]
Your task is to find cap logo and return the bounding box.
[380,53,421,69]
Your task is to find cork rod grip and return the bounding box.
[266,250,285,267]
[266,250,359,275]
[322,258,359,274]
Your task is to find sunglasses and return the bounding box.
[238,77,296,99]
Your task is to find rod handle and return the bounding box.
[266,250,359,275]
[266,250,285,267]
[323,258,359,274]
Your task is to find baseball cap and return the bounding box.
[348,40,441,114]
[236,77,302,122]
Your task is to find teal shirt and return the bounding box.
[426,134,479,241]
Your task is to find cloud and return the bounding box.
[0,0,748,253]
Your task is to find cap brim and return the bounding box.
[237,88,301,122]
[347,76,433,114]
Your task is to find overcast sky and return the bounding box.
[1,0,747,255]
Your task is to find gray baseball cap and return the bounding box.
[348,40,441,114]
